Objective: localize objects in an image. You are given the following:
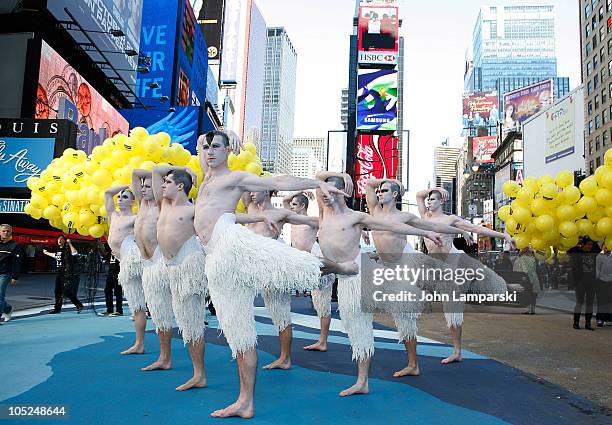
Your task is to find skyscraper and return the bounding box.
[260,27,297,174]
[292,148,322,179]
[433,143,461,214]
[580,0,611,174]
[468,4,557,92]
[293,137,327,168]
[341,88,348,130]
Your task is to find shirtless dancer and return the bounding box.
[314,171,445,396]
[152,165,208,391]
[416,187,522,364]
[131,169,174,372]
[194,130,351,418]
[365,178,470,377]
[282,191,335,352]
[105,185,146,355]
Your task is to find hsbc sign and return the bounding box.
[358,51,398,65]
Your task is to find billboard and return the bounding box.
[47,1,143,92]
[120,106,201,153]
[503,79,553,128]
[194,0,224,61]
[462,91,499,128]
[355,134,398,197]
[472,136,498,165]
[357,69,397,131]
[545,95,576,163]
[494,163,511,207]
[220,0,243,84]
[357,6,398,64]
[36,41,129,154]
[176,0,208,107]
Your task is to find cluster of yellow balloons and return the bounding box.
[499,148,612,252]
[24,127,265,237]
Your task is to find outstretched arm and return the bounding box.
[452,217,514,246]
[315,171,354,197]
[104,185,130,219]
[236,172,348,199]
[359,213,443,247]
[131,169,151,205]
[284,211,319,229]
[403,213,469,237]
[235,213,279,233]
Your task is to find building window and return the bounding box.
[594,15,598,30]
[587,23,592,38]
[587,41,592,55]
[588,61,593,76]
[590,120,594,134]
[596,114,602,129]
[608,38,612,54]
[597,136,601,150]
[603,88,608,104]
[601,26,606,41]
[605,110,609,125]
[589,81,593,95]
[596,94,600,109]
[597,156,602,167]
[601,47,606,63]
[595,54,600,69]
[608,0,611,12]
[605,129,609,145]
[594,35,598,49]
[595,74,600,89]
[590,160,595,174]
[589,100,594,115]
[590,140,594,154]
[601,6,605,21]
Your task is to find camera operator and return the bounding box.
[43,235,83,314]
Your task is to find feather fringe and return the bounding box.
[120,275,147,313]
[391,311,420,342]
[337,273,375,362]
[171,292,207,344]
[141,248,174,332]
[117,235,143,279]
[262,290,292,331]
[164,236,208,300]
[204,214,321,292]
[312,284,333,318]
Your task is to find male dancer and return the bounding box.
[194,130,354,418]
[105,185,146,354]
[365,178,470,377]
[132,169,174,372]
[242,190,355,370]
[152,165,208,391]
[416,186,522,364]
[314,171,444,396]
[282,191,335,352]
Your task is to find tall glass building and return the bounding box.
[260,27,297,174]
[466,4,558,92]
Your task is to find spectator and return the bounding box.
[24,243,35,273]
[43,235,83,314]
[100,250,123,317]
[595,244,612,327]
[571,238,599,330]
[0,224,22,324]
[497,251,513,271]
[513,247,540,315]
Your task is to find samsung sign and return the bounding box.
[358,51,398,65]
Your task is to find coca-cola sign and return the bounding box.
[355,134,399,197]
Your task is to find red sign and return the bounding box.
[472,136,498,165]
[357,6,399,53]
[355,134,398,197]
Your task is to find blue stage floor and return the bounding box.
[0,297,609,424]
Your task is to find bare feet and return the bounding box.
[141,359,172,371]
[337,261,359,276]
[441,353,462,364]
[393,365,420,377]
[120,345,144,355]
[339,381,369,397]
[303,341,328,352]
[211,401,254,419]
[263,358,291,370]
[176,375,207,391]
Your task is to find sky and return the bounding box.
[255,0,581,192]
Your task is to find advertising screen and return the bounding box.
[503,80,553,128]
[176,0,208,107]
[220,0,243,84]
[47,1,144,92]
[357,69,397,131]
[355,134,398,197]
[472,136,498,165]
[545,94,576,163]
[193,0,224,61]
[36,41,129,154]
[0,137,55,188]
[462,91,499,128]
[120,106,201,153]
[357,6,398,53]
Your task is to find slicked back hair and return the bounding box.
[167,170,193,195]
[380,180,402,204]
[119,189,135,200]
[204,130,230,147]
[325,176,345,190]
[293,193,309,210]
[428,189,442,201]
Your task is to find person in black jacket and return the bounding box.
[100,245,123,317]
[571,237,600,330]
[43,235,83,314]
[0,224,22,324]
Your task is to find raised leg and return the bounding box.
[211,349,256,418]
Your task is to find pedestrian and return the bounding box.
[595,244,612,327]
[43,235,84,314]
[99,246,123,317]
[0,224,22,325]
[513,246,541,314]
[24,243,35,273]
[497,250,513,271]
[571,238,599,330]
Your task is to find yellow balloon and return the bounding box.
[245,161,263,176]
[160,146,173,163]
[228,153,239,170]
[560,186,581,204]
[244,142,257,155]
[142,138,162,161]
[100,158,115,171]
[556,204,576,222]
[513,207,532,225]
[530,236,548,251]
[99,205,108,218]
[606,205,612,217]
[605,148,612,166]
[522,176,538,192]
[530,198,549,216]
[537,174,555,187]
[61,172,79,190]
[498,205,512,221]
[559,221,578,238]
[140,160,156,171]
[542,229,558,241]
[502,181,520,198]
[129,127,149,142]
[236,199,246,214]
[576,219,594,236]
[555,170,574,188]
[89,224,105,238]
[579,175,598,196]
[79,210,97,227]
[92,169,112,188]
[535,214,554,232]
[577,196,597,213]
[595,188,612,206]
[27,176,42,191]
[62,212,78,228]
[597,217,612,235]
[43,205,60,220]
[30,193,48,210]
[559,235,579,250]
[587,208,606,222]
[505,217,521,234]
[129,155,145,168]
[602,168,612,189]
[51,193,65,207]
[516,187,535,205]
[514,233,530,249]
[188,186,199,199]
[540,183,558,200]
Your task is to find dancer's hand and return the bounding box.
[425,231,443,247]
[228,130,243,155]
[343,175,354,197]
[186,168,198,188]
[436,187,449,203]
[319,182,350,198]
[462,231,474,246]
[504,234,516,250]
[263,216,280,234]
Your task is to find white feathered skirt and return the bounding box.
[117,235,146,313]
[141,247,174,333]
[337,252,374,362]
[310,242,334,318]
[163,235,208,344]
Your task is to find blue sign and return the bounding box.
[0,137,55,188]
[0,199,28,214]
[120,107,201,153]
[176,0,208,107]
[136,0,179,106]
